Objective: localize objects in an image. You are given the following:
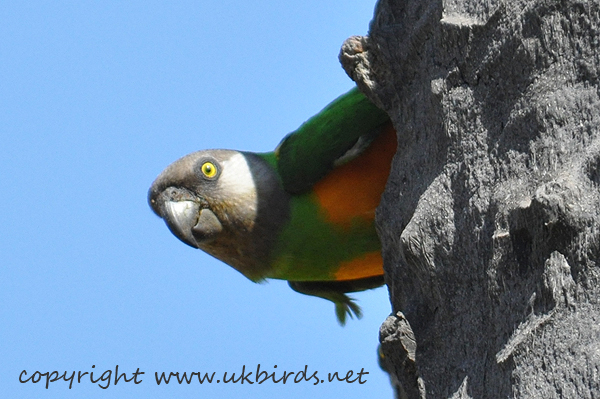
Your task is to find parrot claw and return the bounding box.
[334,295,363,326]
[288,280,379,325]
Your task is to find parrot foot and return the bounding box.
[288,275,383,325]
[334,294,363,326]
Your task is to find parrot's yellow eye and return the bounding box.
[201,162,218,178]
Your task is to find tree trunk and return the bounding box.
[340,0,600,397]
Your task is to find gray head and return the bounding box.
[148,149,289,281]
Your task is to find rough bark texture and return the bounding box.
[340,0,600,398]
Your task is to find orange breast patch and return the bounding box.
[313,123,397,227]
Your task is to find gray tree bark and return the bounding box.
[340,0,600,398]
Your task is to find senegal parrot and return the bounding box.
[148,87,396,324]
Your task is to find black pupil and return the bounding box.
[205,164,213,174]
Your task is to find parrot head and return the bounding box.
[148,149,289,281]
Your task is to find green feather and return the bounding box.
[267,193,381,281]
[150,86,392,324]
[275,87,389,194]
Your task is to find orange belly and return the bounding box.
[313,123,397,228]
[313,123,396,280]
[334,251,384,280]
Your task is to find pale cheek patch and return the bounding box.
[218,153,258,228]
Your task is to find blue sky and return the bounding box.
[1,2,394,398]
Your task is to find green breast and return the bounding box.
[267,193,381,281]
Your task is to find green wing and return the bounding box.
[275,87,390,194]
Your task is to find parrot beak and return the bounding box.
[162,200,202,248]
[149,187,223,248]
